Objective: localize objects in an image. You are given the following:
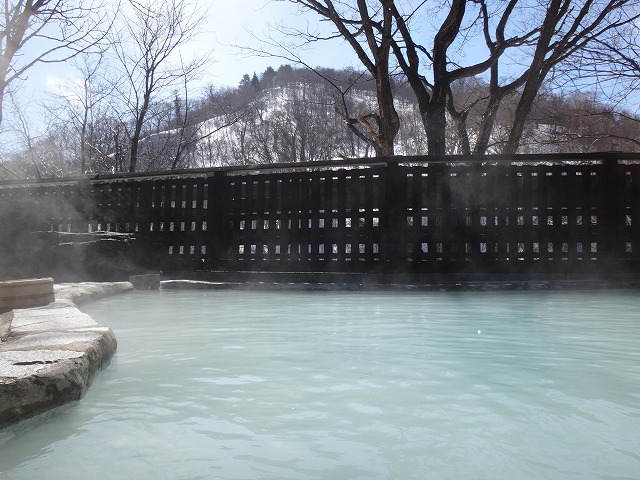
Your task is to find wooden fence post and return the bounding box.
[382,161,406,274]
[205,171,229,270]
[600,153,624,270]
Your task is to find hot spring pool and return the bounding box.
[1,289,639,479]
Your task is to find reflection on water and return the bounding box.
[1,289,639,479]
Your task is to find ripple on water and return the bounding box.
[0,289,639,480]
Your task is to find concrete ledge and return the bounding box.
[162,272,640,291]
[160,279,240,290]
[130,274,162,290]
[0,310,12,341]
[0,278,55,309]
[0,282,133,429]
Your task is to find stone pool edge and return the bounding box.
[0,282,133,430]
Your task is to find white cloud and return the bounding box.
[45,75,84,105]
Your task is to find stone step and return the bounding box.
[0,278,55,310]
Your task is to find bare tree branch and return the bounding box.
[0,0,114,125]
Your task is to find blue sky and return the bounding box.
[0,0,360,149]
[197,0,360,87]
[21,2,332,89]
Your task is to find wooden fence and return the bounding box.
[1,153,639,281]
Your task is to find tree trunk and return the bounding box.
[428,0,466,156]
[502,76,545,154]
[372,1,399,156]
[425,87,448,156]
[473,97,502,155]
[129,90,151,173]
[375,73,400,156]
[501,0,563,154]
[0,80,5,126]
[80,80,90,172]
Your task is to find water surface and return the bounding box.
[1,289,639,479]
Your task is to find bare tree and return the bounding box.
[167,74,252,170]
[290,0,639,155]
[502,0,639,154]
[387,0,635,155]
[280,0,400,156]
[4,90,73,177]
[575,22,640,99]
[111,0,208,172]
[0,0,111,125]
[42,53,116,173]
[285,0,521,155]
[556,17,640,146]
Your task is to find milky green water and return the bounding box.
[1,289,639,479]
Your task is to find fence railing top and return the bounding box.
[1,152,638,188]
